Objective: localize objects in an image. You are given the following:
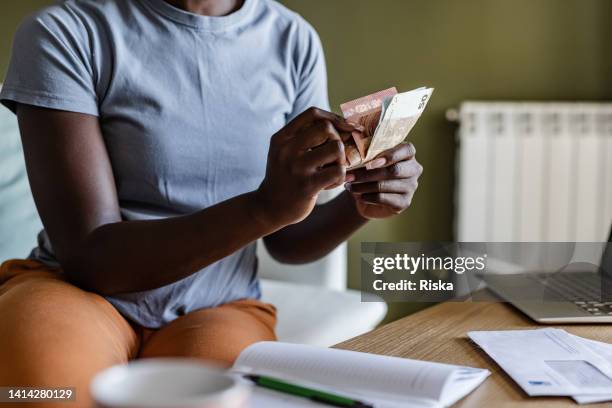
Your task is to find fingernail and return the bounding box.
[345,173,355,182]
[344,182,352,191]
[366,158,386,170]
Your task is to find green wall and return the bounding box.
[0,1,51,76]
[2,1,611,322]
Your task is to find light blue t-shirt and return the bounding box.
[0,0,328,328]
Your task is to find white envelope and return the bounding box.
[468,328,612,396]
[570,335,612,404]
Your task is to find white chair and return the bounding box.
[0,97,387,346]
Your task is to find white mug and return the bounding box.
[91,359,250,408]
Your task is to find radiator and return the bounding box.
[454,102,612,242]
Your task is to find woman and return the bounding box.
[0,0,422,405]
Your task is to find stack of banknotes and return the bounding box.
[340,86,434,169]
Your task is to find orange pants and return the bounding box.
[0,259,276,408]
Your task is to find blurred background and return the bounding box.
[1,0,611,323]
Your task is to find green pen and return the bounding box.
[245,374,374,408]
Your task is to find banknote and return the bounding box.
[340,87,398,164]
[364,87,433,161]
[340,87,434,168]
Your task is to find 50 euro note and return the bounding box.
[340,87,434,169]
[340,87,398,166]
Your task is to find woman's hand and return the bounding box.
[345,143,423,219]
[254,107,363,227]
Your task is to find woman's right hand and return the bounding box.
[254,107,364,227]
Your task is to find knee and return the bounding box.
[139,302,277,366]
[0,275,135,408]
[0,276,94,330]
[0,277,96,370]
[0,275,135,357]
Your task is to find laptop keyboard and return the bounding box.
[531,273,612,316]
[572,301,612,316]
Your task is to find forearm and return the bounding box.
[64,191,280,295]
[263,191,368,264]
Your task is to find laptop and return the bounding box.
[481,225,612,323]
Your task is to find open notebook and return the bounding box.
[231,342,489,408]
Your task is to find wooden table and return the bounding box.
[334,292,612,407]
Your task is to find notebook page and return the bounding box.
[233,341,457,402]
[439,367,491,406]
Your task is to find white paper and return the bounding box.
[569,335,612,404]
[468,329,612,396]
[232,341,489,407]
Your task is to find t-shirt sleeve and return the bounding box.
[286,19,330,122]
[0,7,99,116]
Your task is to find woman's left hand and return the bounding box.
[345,143,423,219]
